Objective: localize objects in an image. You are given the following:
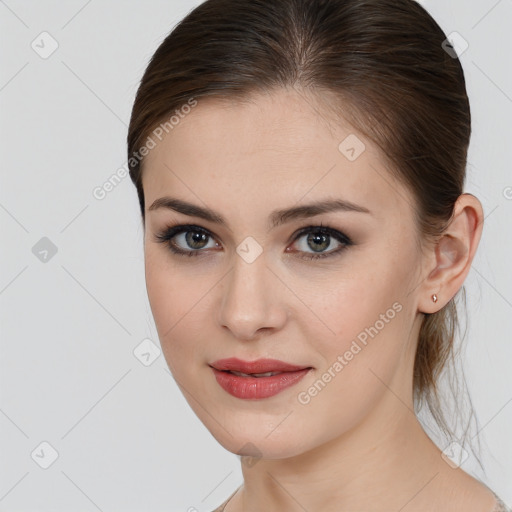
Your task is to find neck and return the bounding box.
[239,406,444,508]
[222,324,494,511]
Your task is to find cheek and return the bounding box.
[145,254,176,333]
[290,290,410,449]
[145,251,187,347]
[299,262,404,343]
[144,250,218,371]
[145,246,199,327]
[298,246,414,386]
[310,292,407,395]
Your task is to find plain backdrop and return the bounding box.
[0,0,511,510]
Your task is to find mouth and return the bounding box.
[209,357,312,375]
[225,370,284,378]
[209,358,313,399]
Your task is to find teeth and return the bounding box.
[230,370,281,378]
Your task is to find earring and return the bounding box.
[432,294,438,303]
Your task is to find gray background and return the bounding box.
[0,0,511,510]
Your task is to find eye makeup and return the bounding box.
[153,222,354,261]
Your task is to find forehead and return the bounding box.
[141,88,412,228]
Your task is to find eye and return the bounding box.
[153,224,219,257]
[288,224,352,260]
[153,222,353,260]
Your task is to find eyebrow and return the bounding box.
[148,196,371,230]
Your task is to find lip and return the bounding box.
[210,357,310,374]
[209,358,312,400]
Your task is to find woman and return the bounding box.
[127,0,510,510]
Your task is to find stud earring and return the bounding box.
[432,294,438,303]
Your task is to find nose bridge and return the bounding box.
[218,245,286,339]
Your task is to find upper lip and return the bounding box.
[210,357,311,374]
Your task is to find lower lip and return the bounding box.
[211,367,311,399]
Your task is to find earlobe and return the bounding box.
[418,193,484,314]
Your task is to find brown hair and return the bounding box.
[127,0,478,459]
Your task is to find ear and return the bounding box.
[418,193,484,314]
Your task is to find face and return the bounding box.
[142,87,427,460]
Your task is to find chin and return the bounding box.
[205,418,311,461]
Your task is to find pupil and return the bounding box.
[308,233,329,252]
[187,231,208,249]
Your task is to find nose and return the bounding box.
[217,251,288,341]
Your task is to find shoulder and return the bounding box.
[208,487,511,512]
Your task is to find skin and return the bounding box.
[141,87,494,511]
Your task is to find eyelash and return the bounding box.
[153,223,353,261]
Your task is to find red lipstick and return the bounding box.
[210,358,312,399]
